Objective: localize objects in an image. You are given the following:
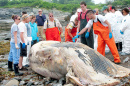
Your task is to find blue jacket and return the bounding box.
[29,22,38,40]
[36,14,46,26]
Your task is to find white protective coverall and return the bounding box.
[112,11,123,43]
[120,14,130,54]
[104,12,114,53]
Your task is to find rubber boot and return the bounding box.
[8,61,13,71]
[14,64,23,76]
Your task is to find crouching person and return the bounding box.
[8,15,23,76]
[65,17,78,42]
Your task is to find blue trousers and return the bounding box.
[8,42,20,64]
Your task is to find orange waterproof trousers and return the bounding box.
[93,21,121,63]
[65,27,77,42]
[45,27,61,41]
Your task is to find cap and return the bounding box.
[77,8,82,12]
[101,6,108,12]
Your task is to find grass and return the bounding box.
[0,41,10,55]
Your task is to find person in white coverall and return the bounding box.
[110,6,123,51]
[120,8,130,55]
[101,6,114,54]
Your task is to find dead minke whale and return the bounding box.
[29,41,130,86]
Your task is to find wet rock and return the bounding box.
[19,81,26,85]
[2,65,8,69]
[52,83,62,86]
[5,79,19,86]
[22,77,30,81]
[64,84,74,86]
[13,77,22,81]
[34,81,39,85]
[26,81,34,86]
[1,80,9,85]
[123,57,129,63]
[59,77,65,84]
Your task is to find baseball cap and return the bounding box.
[101,6,108,12]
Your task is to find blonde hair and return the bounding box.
[22,14,29,20]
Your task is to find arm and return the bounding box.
[68,29,73,38]
[59,27,63,34]
[77,21,80,32]
[14,31,17,44]
[104,20,112,33]
[78,27,89,35]
[20,32,25,43]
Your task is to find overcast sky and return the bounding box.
[93,0,106,4]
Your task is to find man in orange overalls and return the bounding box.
[43,13,63,41]
[65,17,78,42]
[73,10,121,64]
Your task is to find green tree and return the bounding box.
[0,0,8,6]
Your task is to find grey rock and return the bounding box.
[34,82,39,85]
[123,57,129,63]
[26,81,34,86]
[22,77,30,81]
[13,77,22,81]
[5,79,19,86]
[52,83,62,86]
[2,80,9,85]
[19,81,26,85]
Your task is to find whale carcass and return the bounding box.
[29,41,130,86]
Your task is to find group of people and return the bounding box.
[8,1,130,76]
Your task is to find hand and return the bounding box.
[37,37,39,42]
[22,43,26,49]
[85,32,89,38]
[43,34,46,40]
[120,30,124,35]
[72,38,75,42]
[15,44,19,49]
[61,33,64,38]
[109,32,112,39]
[73,35,80,39]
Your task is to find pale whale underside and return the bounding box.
[29,41,130,86]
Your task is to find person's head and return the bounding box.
[12,15,20,24]
[49,13,54,21]
[22,14,30,23]
[76,8,82,15]
[111,6,117,13]
[38,9,42,15]
[95,8,99,15]
[74,17,78,25]
[80,1,87,12]
[31,15,36,23]
[22,11,27,16]
[122,8,129,16]
[101,6,109,14]
[86,10,95,19]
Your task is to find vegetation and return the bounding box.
[0,41,10,55]
[0,0,101,12]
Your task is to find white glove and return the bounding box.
[15,44,19,49]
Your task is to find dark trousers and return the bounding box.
[81,36,94,49]
[31,40,37,46]
[116,42,122,51]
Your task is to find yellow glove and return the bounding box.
[42,34,46,40]
[61,33,64,38]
